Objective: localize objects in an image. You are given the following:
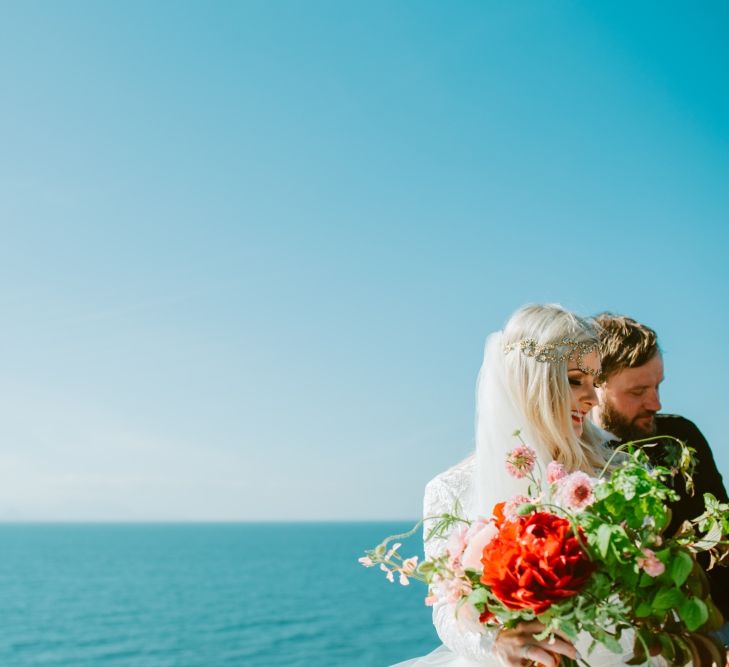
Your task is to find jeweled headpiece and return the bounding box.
[503,337,599,376]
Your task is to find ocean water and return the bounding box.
[0,523,439,666]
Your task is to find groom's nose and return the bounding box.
[644,389,661,413]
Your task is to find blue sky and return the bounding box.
[0,1,727,520]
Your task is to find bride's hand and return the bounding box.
[492,620,577,667]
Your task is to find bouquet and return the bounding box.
[359,433,729,666]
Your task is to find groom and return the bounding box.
[593,313,729,627]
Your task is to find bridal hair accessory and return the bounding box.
[503,337,599,376]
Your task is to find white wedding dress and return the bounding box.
[389,332,667,667]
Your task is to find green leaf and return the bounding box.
[603,492,626,515]
[671,635,693,666]
[652,587,685,611]
[704,492,720,512]
[680,563,708,603]
[596,523,613,558]
[638,572,656,588]
[467,588,490,605]
[704,596,725,632]
[620,476,638,500]
[556,619,579,641]
[669,551,694,587]
[679,597,708,631]
[601,633,624,654]
[634,601,652,617]
[656,634,676,662]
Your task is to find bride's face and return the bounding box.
[567,350,600,437]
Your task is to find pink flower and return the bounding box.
[401,556,419,575]
[428,570,472,604]
[637,548,665,577]
[505,445,537,478]
[443,575,472,603]
[559,471,595,511]
[384,542,401,560]
[380,563,395,583]
[461,521,499,571]
[424,593,439,606]
[358,556,374,567]
[399,572,410,586]
[547,461,567,484]
[446,525,468,567]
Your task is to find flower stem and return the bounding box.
[597,435,686,479]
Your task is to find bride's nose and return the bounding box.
[581,382,598,409]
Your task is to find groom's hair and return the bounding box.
[594,313,660,380]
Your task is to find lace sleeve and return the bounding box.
[423,469,497,663]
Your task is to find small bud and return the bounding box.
[517,503,536,515]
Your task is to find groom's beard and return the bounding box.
[599,400,657,442]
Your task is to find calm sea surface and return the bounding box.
[0,523,439,666]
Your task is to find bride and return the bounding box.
[393,304,662,667]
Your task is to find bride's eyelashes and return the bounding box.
[568,375,601,389]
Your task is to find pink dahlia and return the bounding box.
[559,471,595,511]
[547,461,567,484]
[505,445,537,478]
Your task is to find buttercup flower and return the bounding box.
[637,548,665,577]
[505,445,537,478]
[547,461,567,484]
[559,471,595,511]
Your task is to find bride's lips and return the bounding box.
[571,410,585,424]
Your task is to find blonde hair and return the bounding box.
[502,304,609,473]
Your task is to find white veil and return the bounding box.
[471,331,550,518]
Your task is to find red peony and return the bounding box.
[480,511,594,615]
